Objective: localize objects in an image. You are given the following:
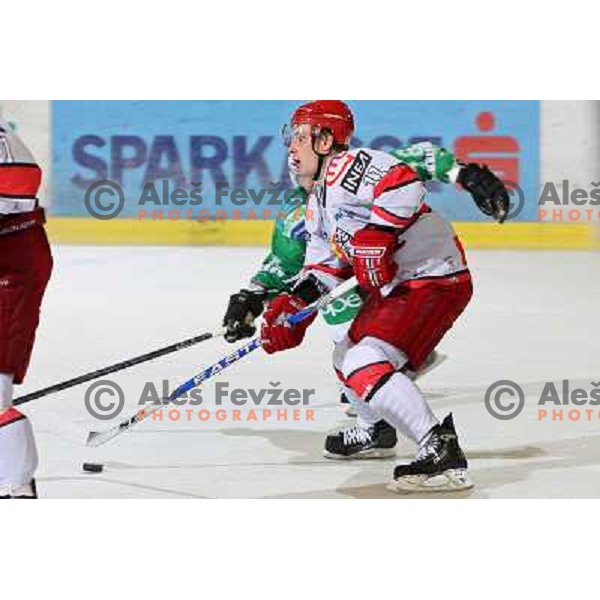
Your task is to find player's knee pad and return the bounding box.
[342,337,408,402]
[0,408,38,487]
[344,359,394,402]
[0,373,14,410]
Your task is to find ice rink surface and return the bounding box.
[21,245,600,498]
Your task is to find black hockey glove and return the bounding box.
[223,289,265,343]
[457,163,510,224]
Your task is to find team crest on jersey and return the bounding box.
[340,150,372,195]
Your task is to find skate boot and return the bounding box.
[389,414,473,493]
[0,479,38,499]
[324,420,397,459]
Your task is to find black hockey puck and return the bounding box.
[82,462,104,473]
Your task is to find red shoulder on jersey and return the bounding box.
[374,164,420,199]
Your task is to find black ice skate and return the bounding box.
[389,414,473,493]
[324,420,397,459]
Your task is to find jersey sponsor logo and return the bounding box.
[321,290,363,324]
[340,150,372,195]
[334,207,363,222]
[330,227,353,261]
[325,152,354,187]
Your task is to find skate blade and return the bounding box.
[324,447,397,460]
[387,468,474,494]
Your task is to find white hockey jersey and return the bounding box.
[0,119,41,214]
[303,147,468,295]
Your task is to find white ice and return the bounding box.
[21,245,600,498]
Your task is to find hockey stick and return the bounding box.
[86,277,357,448]
[14,329,225,407]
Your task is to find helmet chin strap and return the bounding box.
[313,153,327,182]
[311,131,334,182]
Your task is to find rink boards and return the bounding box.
[44,218,600,250]
[3,99,599,249]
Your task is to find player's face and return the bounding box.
[287,124,320,179]
[288,154,314,192]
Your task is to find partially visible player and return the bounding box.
[223,116,508,462]
[260,101,508,492]
[0,120,53,499]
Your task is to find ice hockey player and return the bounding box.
[222,103,509,470]
[258,101,508,492]
[0,120,53,499]
[223,146,460,417]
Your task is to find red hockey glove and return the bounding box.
[351,226,398,291]
[260,294,317,354]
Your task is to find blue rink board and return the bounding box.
[52,100,539,221]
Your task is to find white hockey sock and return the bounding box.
[0,373,38,491]
[367,372,438,444]
[0,410,38,488]
[0,373,14,411]
[348,388,380,426]
[341,337,438,442]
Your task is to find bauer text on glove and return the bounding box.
[351,226,398,291]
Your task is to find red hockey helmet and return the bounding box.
[290,100,355,147]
